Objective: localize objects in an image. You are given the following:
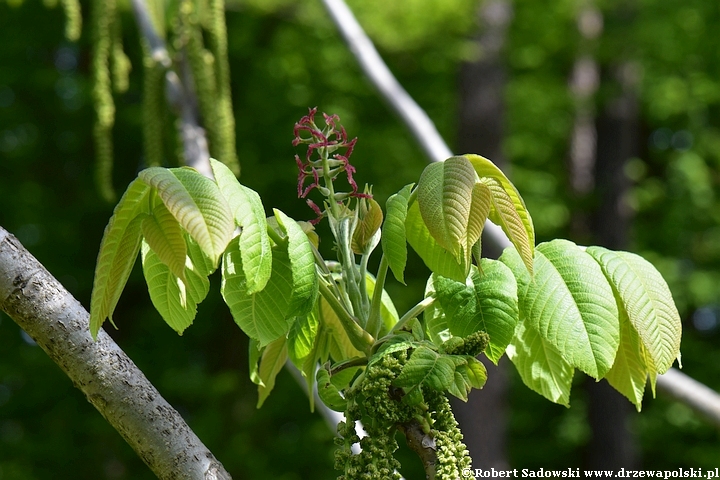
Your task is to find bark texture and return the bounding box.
[0,227,231,480]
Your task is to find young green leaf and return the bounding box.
[433,260,519,364]
[465,153,535,267]
[465,182,493,267]
[139,167,234,266]
[506,319,574,406]
[352,197,383,255]
[500,240,619,379]
[141,201,187,281]
[210,159,272,293]
[257,337,288,407]
[249,338,263,386]
[586,246,682,374]
[222,238,295,346]
[319,297,365,362]
[481,177,534,275]
[90,178,151,338]
[405,202,466,282]
[140,235,210,335]
[288,310,319,370]
[382,183,413,284]
[316,368,348,412]
[417,156,478,262]
[273,209,319,318]
[392,346,456,393]
[604,299,649,411]
[423,276,451,345]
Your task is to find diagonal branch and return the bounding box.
[321,0,720,429]
[0,227,232,480]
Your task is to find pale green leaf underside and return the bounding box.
[211,159,272,294]
[465,153,535,250]
[507,319,573,406]
[406,202,466,282]
[90,178,151,337]
[288,310,319,369]
[417,157,478,262]
[433,260,518,364]
[501,240,619,379]
[382,183,413,284]
[393,346,455,392]
[274,209,318,318]
[141,202,187,281]
[139,167,234,266]
[257,336,288,407]
[222,239,295,346]
[604,299,648,411]
[586,246,681,373]
[141,235,210,335]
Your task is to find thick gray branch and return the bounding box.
[0,227,231,480]
[322,0,720,429]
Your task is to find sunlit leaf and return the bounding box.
[382,183,413,284]
[274,209,319,317]
[393,346,456,393]
[433,260,518,364]
[507,319,573,406]
[586,246,682,373]
[90,178,151,338]
[141,201,187,281]
[257,336,288,407]
[465,153,535,268]
[352,197,383,254]
[405,202,466,282]
[139,167,234,266]
[316,368,347,412]
[211,159,272,293]
[288,310,319,370]
[319,296,364,362]
[141,234,210,334]
[222,238,295,346]
[417,156,477,262]
[500,240,619,379]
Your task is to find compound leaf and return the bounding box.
[393,346,456,393]
[141,201,187,281]
[500,240,619,379]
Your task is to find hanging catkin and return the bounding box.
[91,0,117,202]
[111,14,132,94]
[60,0,82,42]
[206,0,239,175]
[142,43,166,168]
[177,0,220,159]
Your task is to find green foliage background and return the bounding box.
[1,0,719,477]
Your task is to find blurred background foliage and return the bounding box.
[1,0,719,478]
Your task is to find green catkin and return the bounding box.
[206,0,239,175]
[142,44,165,167]
[60,0,82,41]
[111,14,131,94]
[90,0,117,202]
[426,389,472,478]
[179,0,221,161]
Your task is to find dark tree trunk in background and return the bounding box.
[454,0,512,469]
[586,63,640,469]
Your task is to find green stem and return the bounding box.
[318,279,374,355]
[365,254,389,338]
[266,223,286,247]
[329,356,368,376]
[392,295,436,334]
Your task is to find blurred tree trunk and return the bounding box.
[567,1,640,469]
[586,61,640,469]
[453,0,513,469]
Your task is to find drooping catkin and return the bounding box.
[178,0,220,162]
[60,0,82,41]
[142,44,165,168]
[206,0,239,175]
[111,14,131,94]
[91,0,117,202]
